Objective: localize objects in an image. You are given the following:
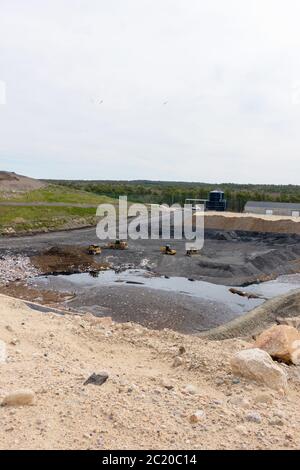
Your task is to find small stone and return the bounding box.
[229,396,250,408]
[182,384,199,395]
[269,418,284,426]
[10,338,19,346]
[235,424,248,436]
[172,356,183,368]
[211,399,223,406]
[160,378,174,390]
[121,322,133,330]
[189,410,206,423]
[253,393,273,404]
[245,411,262,423]
[215,378,224,386]
[273,410,285,419]
[1,390,35,407]
[83,372,109,386]
[232,378,240,385]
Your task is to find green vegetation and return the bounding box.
[0,184,115,205]
[1,179,299,235]
[49,180,300,212]
[0,206,97,234]
[0,184,118,234]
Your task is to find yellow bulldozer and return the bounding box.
[88,244,102,255]
[186,248,200,256]
[107,239,128,250]
[160,245,176,255]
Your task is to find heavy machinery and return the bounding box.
[107,239,128,250]
[88,244,102,255]
[160,245,176,255]
[186,248,200,256]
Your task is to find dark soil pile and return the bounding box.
[30,245,109,275]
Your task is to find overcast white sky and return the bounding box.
[0,0,300,183]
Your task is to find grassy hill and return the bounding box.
[0,184,116,204]
[0,184,116,235]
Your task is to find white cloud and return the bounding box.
[0,0,300,183]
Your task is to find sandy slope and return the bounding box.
[0,294,300,450]
[202,211,300,234]
[204,212,300,235]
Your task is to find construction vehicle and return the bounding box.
[88,244,102,255]
[107,239,128,250]
[186,248,200,256]
[160,244,176,255]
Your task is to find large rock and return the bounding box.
[254,325,300,365]
[230,348,288,392]
[0,340,7,363]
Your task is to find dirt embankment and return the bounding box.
[202,289,300,340]
[203,212,300,235]
[1,293,300,450]
[0,171,46,193]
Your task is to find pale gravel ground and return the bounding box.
[0,294,300,450]
[0,255,40,285]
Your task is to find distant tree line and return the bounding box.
[46,180,300,212]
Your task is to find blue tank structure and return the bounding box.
[205,190,227,211]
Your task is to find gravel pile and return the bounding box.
[0,255,40,285]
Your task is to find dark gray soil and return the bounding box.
[1,227,300,334]
[1,227,300,286]
[64,285,241,334]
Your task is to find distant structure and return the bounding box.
[205,190,227,211]
[244,201,300,217]
[185,190,227,212]
[185,198,207,211]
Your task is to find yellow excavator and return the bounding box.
[160,244,176,255]
[88,244,102,255]
[107,239,128,250]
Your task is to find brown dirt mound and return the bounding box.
[203,213,300,235]
[30,246,109,274]
[0,171,46,192]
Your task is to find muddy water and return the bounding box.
[30,270,300,333]
[33,269,266,313]
[246,273,300,299]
